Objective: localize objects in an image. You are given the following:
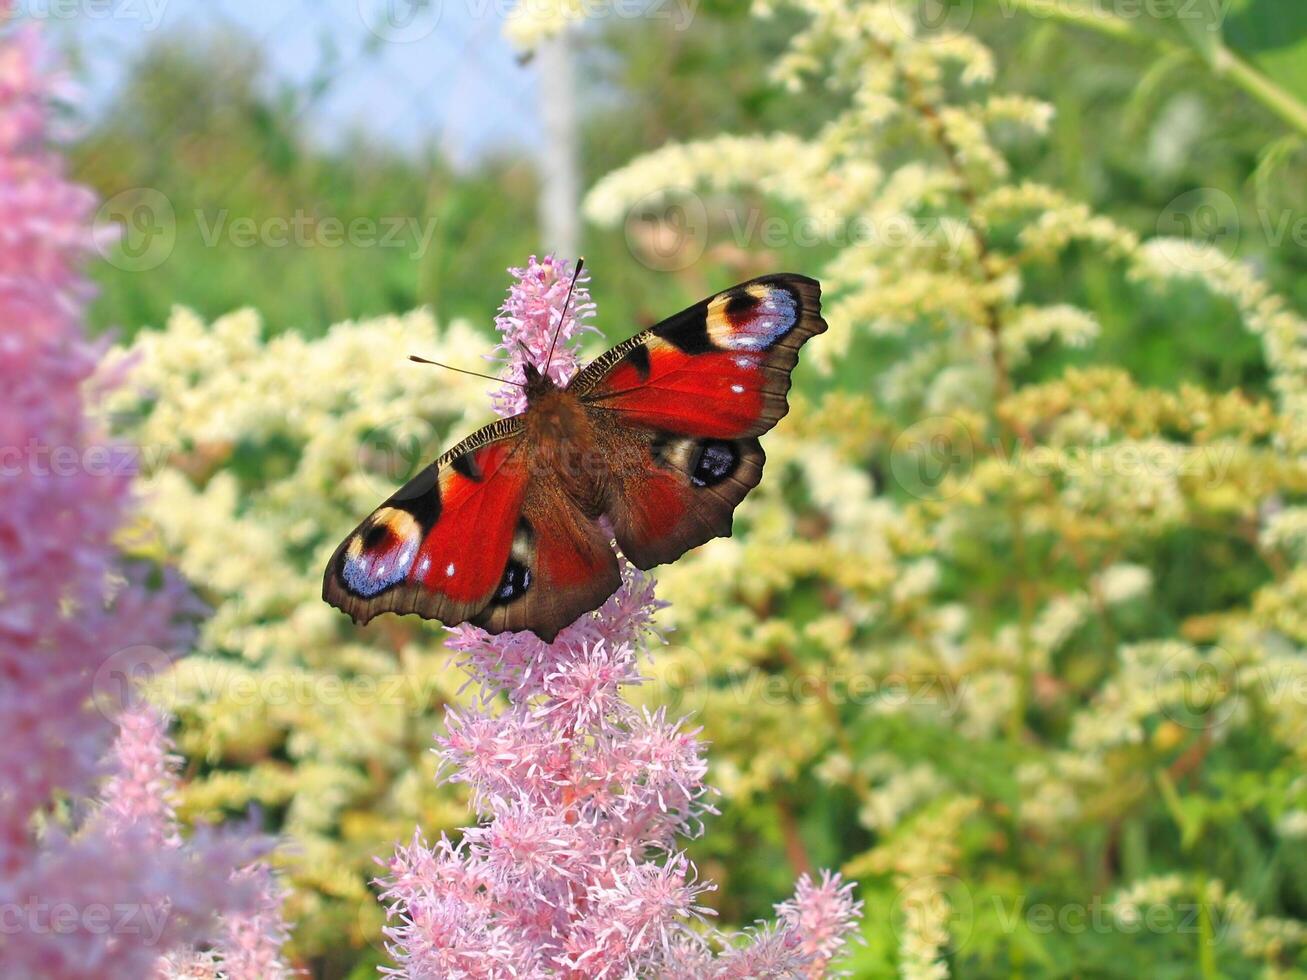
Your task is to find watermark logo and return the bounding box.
[888,0,975,43]
[624,189,708,272]
[92,644,175,720]
[358,0,442,42]
[888,874,977,952]
[15,0,169,30]
[357,418,440,497]
[1155,645,1238,731]
[95,188,176,272]
[1155,187,1240,271]
[890,416,975,501]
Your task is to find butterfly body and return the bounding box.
[324,273,826,641]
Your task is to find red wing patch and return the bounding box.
[572,274,825,440]
[410,440,526,603]
[470,490,622,642]
[604,433,766,570]
[587,341,766,439]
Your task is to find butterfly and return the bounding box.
[323,272,826,642]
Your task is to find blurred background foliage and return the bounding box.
[72,0,1307,976]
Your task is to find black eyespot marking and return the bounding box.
[451,452,483,482]
[724,289,760,323]
[362,524,389,550]
[691,440,738,487]
[625,343,652,379]
[492,559,531,604]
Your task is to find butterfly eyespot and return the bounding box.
[708,284,797,351]
[492,558,532,604]
[340,508,420,598]
[691,440,738,487]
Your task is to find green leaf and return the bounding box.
[1223,0,1307,102]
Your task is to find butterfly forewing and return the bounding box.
[322,417,528,627]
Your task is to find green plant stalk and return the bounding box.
[1217,45,1307,140]
[1197,874,1218,979]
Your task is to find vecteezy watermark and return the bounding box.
[722,209,971,255]
[650,652,969,715]
[94,188,443,272]
[885,875,1238,954]
[995,0,1232,29]
[193,209,439,260]
[738,670,969,713]
[0,440,169,479]
[92,645,175,720]
[94,188,176,273]
[0,899,169,945]
[887,416,1239,501]
[890,416,977,501]
[623,191,973,272]
[357,0,697,41]
[888,0,976,43]
[92,643,447,719]
[888,874,977,951]
[13,0,169,30]
[357,0,443,43]
[991,894,1237,941]
[1155,645,1239,731]
[503,0,698,29]
[357,419,441,496]
[1155,187,1241,271]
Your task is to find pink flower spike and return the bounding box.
[381,259,861,978]
[489,253,596,417]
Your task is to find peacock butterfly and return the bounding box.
[323,272,826,641]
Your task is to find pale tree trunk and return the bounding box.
[536,32,580,259]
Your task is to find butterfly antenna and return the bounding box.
[542,257,584,377]
[408,354,527,388]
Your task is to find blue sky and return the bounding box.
[50,0,544,166]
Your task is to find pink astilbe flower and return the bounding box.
[379,259,861,978]
[209,862,295,980]
[99,707,295,980]
[488,254,596,416]
[0,16,291,977]
[100,705,185,849]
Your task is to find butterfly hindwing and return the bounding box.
[470,488,622,641]
[604,431,766,570]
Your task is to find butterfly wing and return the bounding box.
[573,273,825,569]
[324,415,622,642]
[325,272,824,638]
[323,417,531,629]
[469,481,621,641]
